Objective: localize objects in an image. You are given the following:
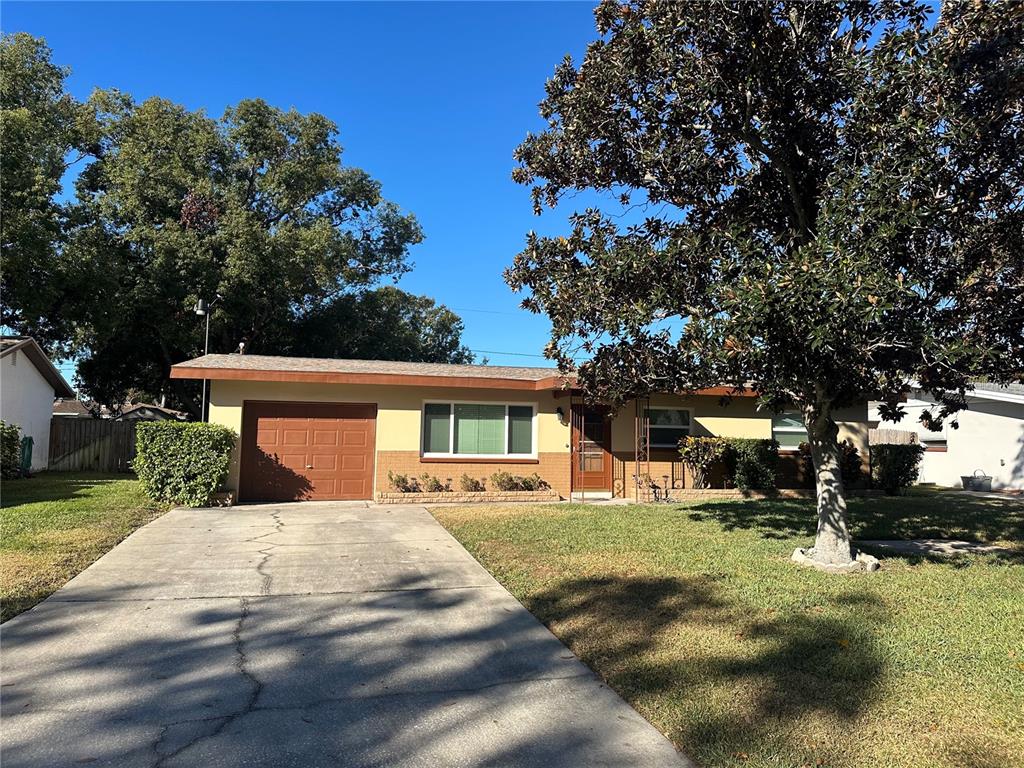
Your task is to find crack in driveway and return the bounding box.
[152,597,261,767]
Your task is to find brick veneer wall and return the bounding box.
[375,451,572,499]
[611,450,815,500]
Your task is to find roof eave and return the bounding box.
[2,338,75,398]
[169,365,569,391]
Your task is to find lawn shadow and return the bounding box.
[525,574,889,766]
[686,498,816,539]
[0,473,132,509]
[683,492,1024,546]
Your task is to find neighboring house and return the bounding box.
[53,398,96,419]
[117,402,188,422]
[170,354,870,503]
[53,398,187,422]
[870,382,1024,491]
[1,337,76,470]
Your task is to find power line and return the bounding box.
[471,348,588,361]
[452,307,529,317]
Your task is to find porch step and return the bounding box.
[570,491,614,501]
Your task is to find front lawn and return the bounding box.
[1,472,168,622]
[433,493,1024,768]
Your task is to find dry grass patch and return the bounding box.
[433,497,1024,768]
[1,472,168,621]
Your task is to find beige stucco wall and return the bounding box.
[209,380,572,492]
[208,380,871,496]
[610,394,771,453]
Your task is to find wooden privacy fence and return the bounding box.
[868,427,918,445]
[48,419,138,473]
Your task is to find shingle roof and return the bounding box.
[973,380,1024,396]
[171,354,568,390]
[178,354,559,380]
[53,399,93,417]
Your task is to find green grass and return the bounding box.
[433,492,1024,768]
[1,472,168,622]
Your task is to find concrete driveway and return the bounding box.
[1,502,690,767]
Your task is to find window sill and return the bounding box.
[924,445,948,453]
[420,456,540,464]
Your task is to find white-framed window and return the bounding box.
[422,401,537,458]
[646,407,692,449]
[772,412,808,450]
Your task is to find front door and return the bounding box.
[571,404,612,492]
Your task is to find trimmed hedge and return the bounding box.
[724,438,778,491]
[0,420,21,479]
[871,443,925,495]
[133,422,237,507]
[490,471,550,491]
[678,436,728,489]
[798,439,864,489]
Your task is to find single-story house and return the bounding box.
[170,354,870,503]
[869,382,1024,491]
[53,398,95,419]
[1,337,76,470]
[116,402,188,422]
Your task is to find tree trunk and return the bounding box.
[804,401,854,565]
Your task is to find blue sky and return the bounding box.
[4,0,604,375]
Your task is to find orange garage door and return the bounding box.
[239,402,376,502]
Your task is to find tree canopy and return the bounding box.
[0,33,472,416]
[508,0,1023,566]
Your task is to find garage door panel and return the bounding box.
[282,429,309,445]
[341,454,367,471]
[341,430,368,447]
[311,455,337,470]
[240,402,376,502]
[312,430,339,446]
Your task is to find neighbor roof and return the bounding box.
[1,337,76,399]
[171,354,569,391]
[969,381,1024,404]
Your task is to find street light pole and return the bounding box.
[194,295,221,423]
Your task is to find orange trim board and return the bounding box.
[169,364,755,397]
[171,365,568,391]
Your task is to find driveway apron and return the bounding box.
[1,502,691,767]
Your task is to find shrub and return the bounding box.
[871,443,925,495]
[419,473,451,493]
[490,471,550,492]
[387,471,420,493]
[0,421,21,479]
[678,436,727,488]
[459,474,486,492]
[797,440,864,489]
[723,438,778,491]
[133,422,237,507]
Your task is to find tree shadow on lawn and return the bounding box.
[0,473,135,509]
[685,493,1024,544]
[523,573,895,765]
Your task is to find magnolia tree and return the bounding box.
[507,1,1023,567]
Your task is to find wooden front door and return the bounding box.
[240,401,376,502]
[571,404,613,492]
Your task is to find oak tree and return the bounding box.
[507,1,1024,566]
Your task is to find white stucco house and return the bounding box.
[870,382,1024,491]
[0,337,76,471]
